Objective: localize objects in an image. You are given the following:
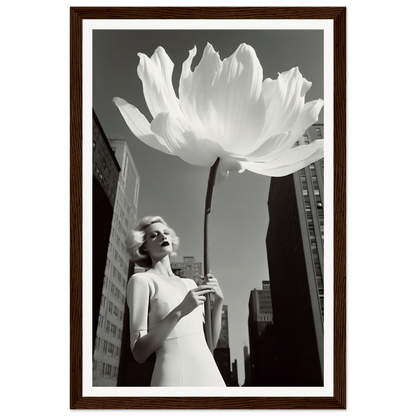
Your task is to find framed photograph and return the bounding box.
[70,7,346,409]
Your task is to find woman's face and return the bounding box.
[144,222,173,261]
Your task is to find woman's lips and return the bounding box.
[161,241,170,247]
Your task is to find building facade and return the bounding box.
[243,344,252,386]
[247,281,276,385]
[171,256,202,285]
[231,359,239,386]
[266,124,324,386]
[93,138,140,386]
[92,111,121,356]
[213,304,232,386]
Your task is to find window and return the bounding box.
[108,343,114,356]
[316,127,322,138]
[104,364,112,379]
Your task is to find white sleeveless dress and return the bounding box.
[126,272,225,386]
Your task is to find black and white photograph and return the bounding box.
[87,17,333,399]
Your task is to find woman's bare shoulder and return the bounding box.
[128,272,152,286]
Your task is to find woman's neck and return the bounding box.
[150,256,174,277]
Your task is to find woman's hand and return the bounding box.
[175,285,215,317]
[201,273,224,302]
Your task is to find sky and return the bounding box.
[92,29,324,386]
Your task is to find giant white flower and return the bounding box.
[114,43,324,178]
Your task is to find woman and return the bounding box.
[125,215,226,386]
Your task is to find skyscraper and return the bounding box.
[266,123,324,386]
[247,281,276,385]
[213,304,232,385]
[231,359,239,386]
[93,137,140,386]
[92,111,120,356]
[243,344,252,386]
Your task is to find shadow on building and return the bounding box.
[265,125,324,386]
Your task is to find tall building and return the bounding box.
[247,281,276,385]
[93,138,140,386]
[171,256,202,285]
[266,124,324,386]
[231,359,239,386]
[117,263,155,387]
[92,111,120,356]
[243,344,252,386]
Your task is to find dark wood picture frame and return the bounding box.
[70,6,346,409]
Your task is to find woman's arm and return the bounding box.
[128,275,215,364]
[132,307,181,364]
[204,274,224,348]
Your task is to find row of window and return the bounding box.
[257,316,273,321]
[97,314,123,339]
[299,135,325,320]
[102,271,127,302]
[106,242,128,275]
[100,295,125,320]
[303,127,323,139]
[110,263,126,288]
[111,228,126,253]
[93,360,119,381]
[94,337,121,358]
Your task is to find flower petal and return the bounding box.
[260,67,313,141]
[179,43,266,151]
[292,99,324,134]
[231,132,290,163]
[240,139,324,177]
[273,99,324,151]
[212,44,267,151]
[179,44,222,137]
[150,112,221,167]
[218,156,245,179]
[137,47,182,119]
[244,98,324,158]
[113,97,173,155]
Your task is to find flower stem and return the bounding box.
[203,157,220,354]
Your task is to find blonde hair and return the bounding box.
[125,216,179,268]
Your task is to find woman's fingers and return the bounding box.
[199,273,224,301]
[194,285,214,293]
[200,272,217,282]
